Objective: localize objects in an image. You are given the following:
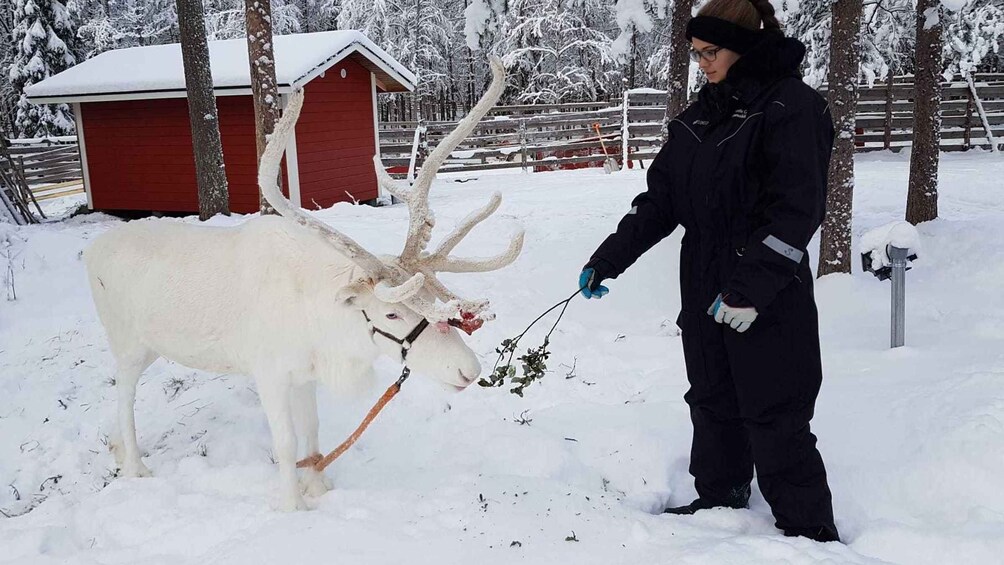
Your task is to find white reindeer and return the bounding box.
[84,57,521,511]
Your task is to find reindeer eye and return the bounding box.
[386,313,400,320]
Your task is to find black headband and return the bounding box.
[685,16,761,55]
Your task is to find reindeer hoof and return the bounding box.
[300,470,333,497]
[276,493,309,512]
[120,460,152,478]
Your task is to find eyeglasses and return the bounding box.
[689,46,724,63]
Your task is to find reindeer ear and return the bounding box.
[336,280,373,307]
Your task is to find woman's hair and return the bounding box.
[696,0,781,32]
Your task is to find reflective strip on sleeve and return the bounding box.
[763,234,804,263]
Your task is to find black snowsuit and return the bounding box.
[589,35,838,538]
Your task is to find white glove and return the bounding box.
[708,293,758,333]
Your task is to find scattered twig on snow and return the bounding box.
[565,531,579,542]
[562,357,578,379]
[39,475,61,492]
[514,409,533,426]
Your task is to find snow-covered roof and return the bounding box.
[26,30,415,104]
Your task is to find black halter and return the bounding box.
[361,311,430,363]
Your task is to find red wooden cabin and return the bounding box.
[26,31,414,214]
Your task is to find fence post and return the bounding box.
[621,91,630,169]
[883,77,894,150]
[964,86,974,150]
[519,118,527,173]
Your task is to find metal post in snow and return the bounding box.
[889,245,909,348]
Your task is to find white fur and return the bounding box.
[85,216,481,511]
[85,56,523,512]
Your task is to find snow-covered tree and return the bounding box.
[8,0,78,138]
[1,0,19,134]
[612,0,667,89]
[76,0,178,57]
[497,0,614,103]
[203,0,301,39]
[944,0,1004,76]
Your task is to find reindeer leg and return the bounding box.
[111,350,157,478]
[257,376,307,511]
[292,381,331,497]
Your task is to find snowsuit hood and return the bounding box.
[700,33,808,120]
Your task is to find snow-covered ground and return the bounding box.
[2,151,1003,564]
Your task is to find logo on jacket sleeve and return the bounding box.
[731,108,748,119]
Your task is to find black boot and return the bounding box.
[782,525,841,543]
[664,484,750,515]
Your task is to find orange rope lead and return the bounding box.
[296,378,404,472]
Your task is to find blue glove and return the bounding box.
[579,258,612,299]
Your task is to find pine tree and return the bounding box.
[8,0,78,138]
[77,0,179,57]
[944,0,1004,76]
[176,0,230,219]
[906,0,944,225]
[786,0,831,87]
[203,0,301,39]
[818,0,863,277]
[245,0,282,214]
[497,0,613,104]
[611,0,667,90]
[1,0,18,134]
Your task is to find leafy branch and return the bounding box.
[478,287,582,397]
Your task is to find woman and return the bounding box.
[579,0,839,543]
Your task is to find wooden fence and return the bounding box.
[838,73,1003,152]
[1,138,84,201]
[380,73,1004,176]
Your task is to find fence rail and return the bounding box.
[1,139,84,199]
[380,73,1004,177]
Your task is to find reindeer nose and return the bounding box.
[435,321,451,334]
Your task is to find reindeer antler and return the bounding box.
[373,56,524,330]
[260,90,421,291]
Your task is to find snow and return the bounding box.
[860,221,921,271]
[464,0,493,50]
[923,7,941,30]
[3,152,1004,563]
[941,0,971,12]
[24,31,416,101]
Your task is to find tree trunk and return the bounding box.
[664,0,695,133]
[906,0,941,225]
[818,0,861,277]
[245,0,283,215]
[176,0,229,220]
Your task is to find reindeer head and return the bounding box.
[257,57,521,386]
